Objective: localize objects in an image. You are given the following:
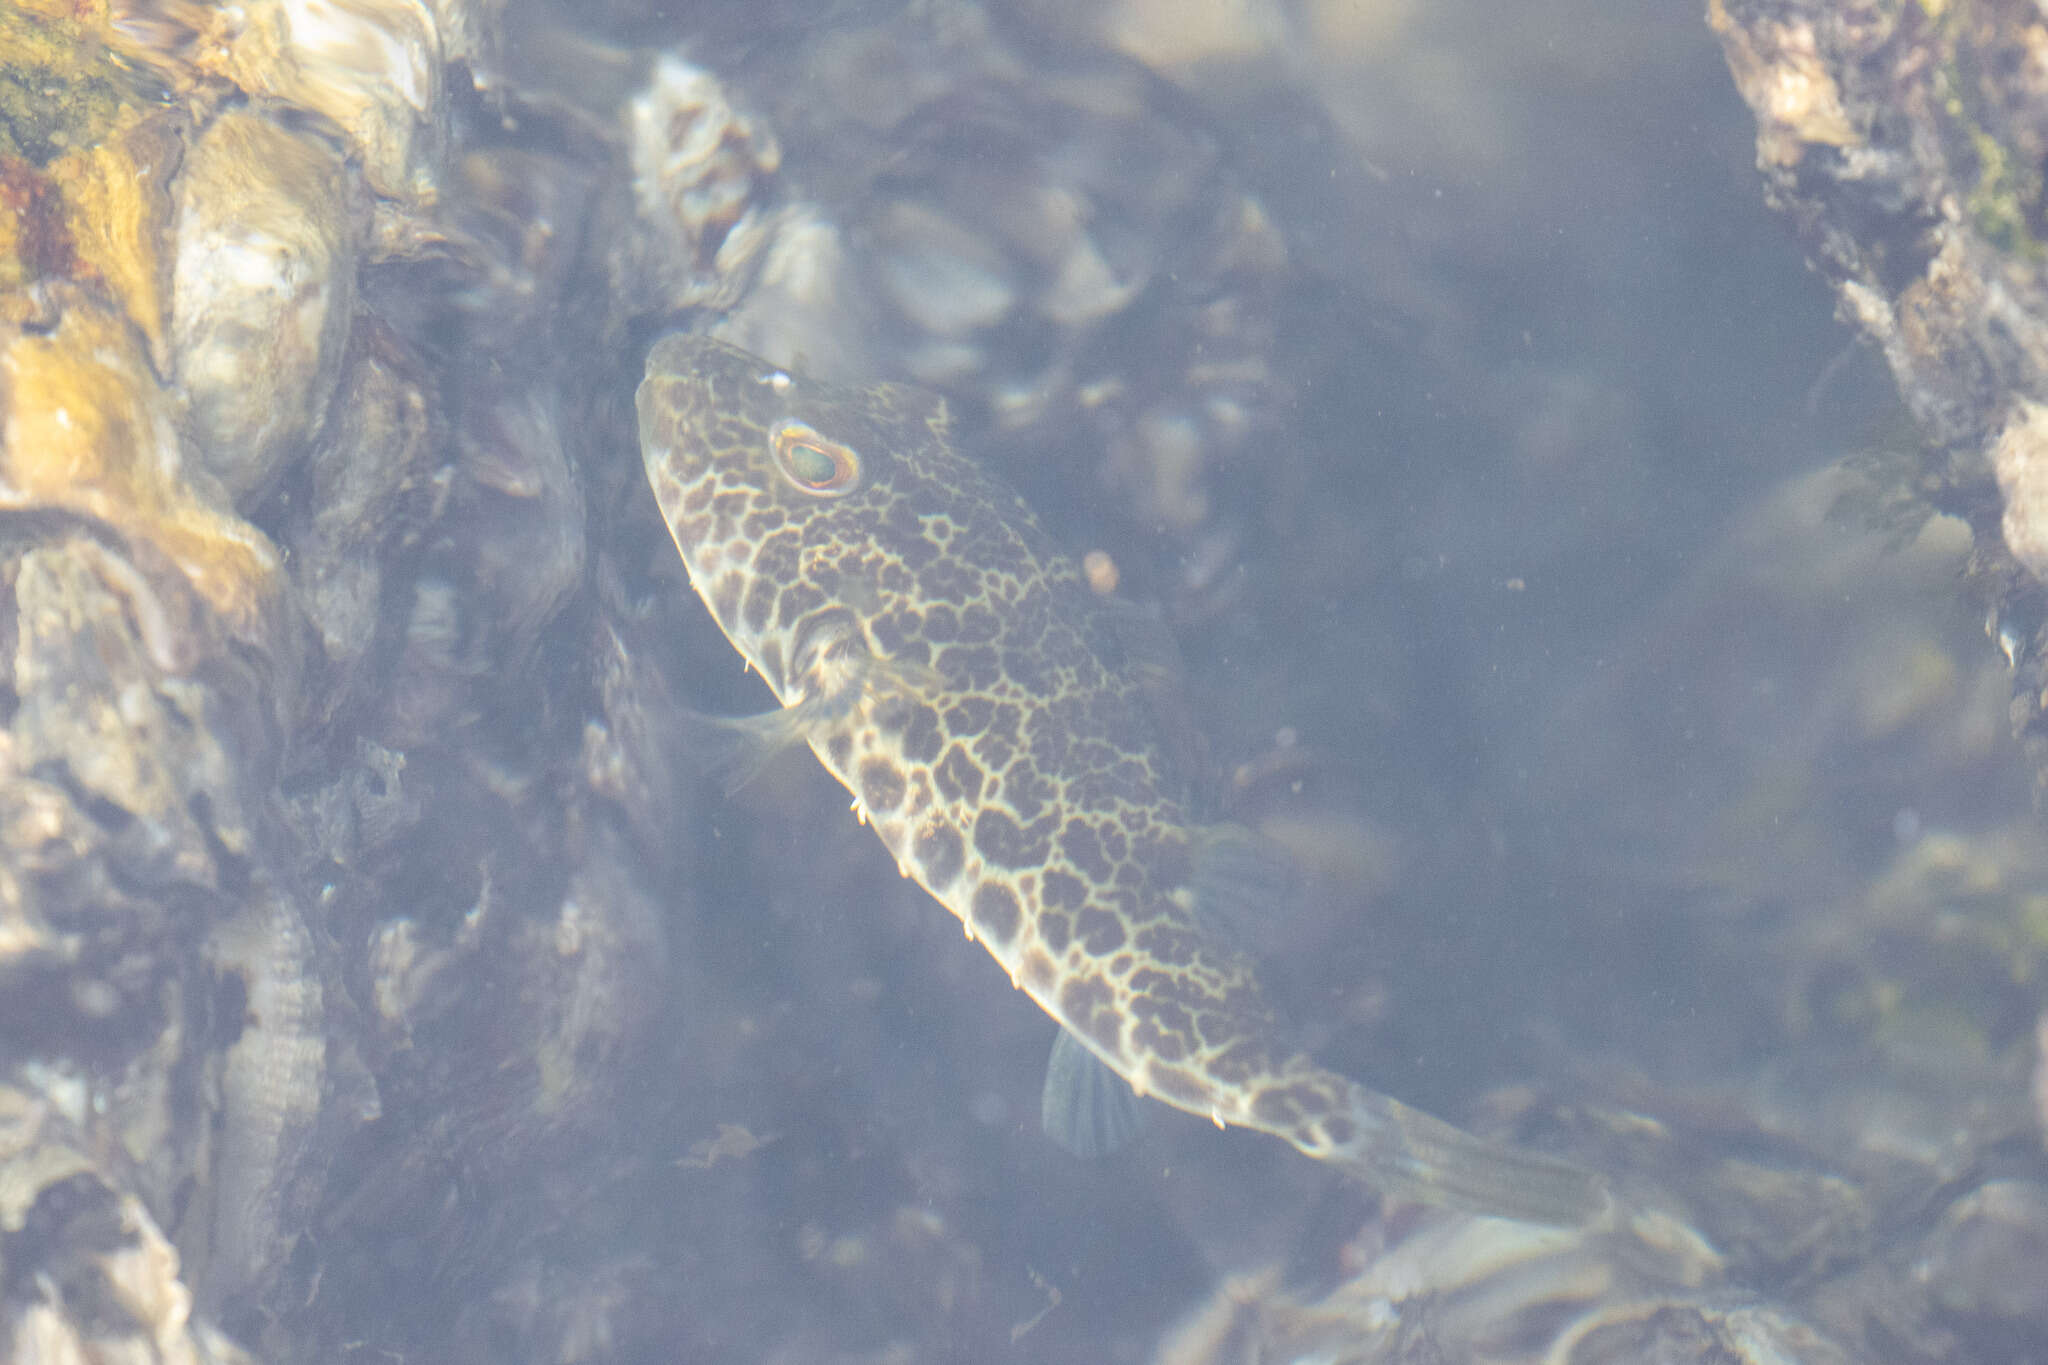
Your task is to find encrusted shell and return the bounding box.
[172,109,358,505]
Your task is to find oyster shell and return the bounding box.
[171,109,357,506]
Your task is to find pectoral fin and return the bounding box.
[678,702,824,795]
[1188,824,1300,944]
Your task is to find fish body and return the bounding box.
[637,333,1604,1225]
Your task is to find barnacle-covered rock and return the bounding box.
[0,516,334,1355]
[622,52,786,314]
[131,0,475,205]
[1708,0,2048,795]
[0,1083,258,1365]
[613,52,875,387]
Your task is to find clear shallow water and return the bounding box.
[15,0,2042,1360]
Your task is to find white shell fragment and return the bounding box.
[1993,396,2048,583]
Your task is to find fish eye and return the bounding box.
[770,421,860,497]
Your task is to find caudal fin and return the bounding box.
[1323,1081,1607,1226]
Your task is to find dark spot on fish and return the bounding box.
[1060,821,1113,883]
[1039,910,1071,954]
[959,603,1001,642]
[825,734,852,768]
[932,746,983,804]
[859,758,906,814]
[753,535,799,592]
[899,705,943,764]
[1027,715,1071,771]
[742,578,776,634]
[919,559,976,601]
[776,581,825,627]
[973,808,1053,869]
[1129,993,1194,1061]
[1129,965,1215,1019]
[943,697,993,738]
[1206,1040,1265,1085]
[1002,765,1052,823]
[989,703,1022,742]
[1196,980,1264,1037]
[883,500,939,566]
[923,603,960,642]
[935,643,1001,690]
[712,574,743,624]
[871,608,921,655]
[1322,1116,1357,1147]
[975,736,1014,772]
[682,483,714,514]
[970,881,1021,945]
[1132,1022,1188,1063]
[913,821,964,888]
[1060,976,1121,1055]
[1023,951,1056,993]
[1039,869,1086,912]
[1002,646,1051,692]
[1074,908,1126,955]
[1146,1063,1212,1107]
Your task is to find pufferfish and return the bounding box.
[637,333,1604,1226]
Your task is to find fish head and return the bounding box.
[635,333,966,694]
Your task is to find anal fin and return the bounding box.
[1041,1028,1144,1158]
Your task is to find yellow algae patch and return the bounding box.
[0,1,185,359]
[46,115,183,370]
[0,296,282,637]
[0,2,149,167]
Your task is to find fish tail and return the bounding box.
[1312,1078,1608,1227]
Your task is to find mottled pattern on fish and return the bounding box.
[637,334,1604,1225]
